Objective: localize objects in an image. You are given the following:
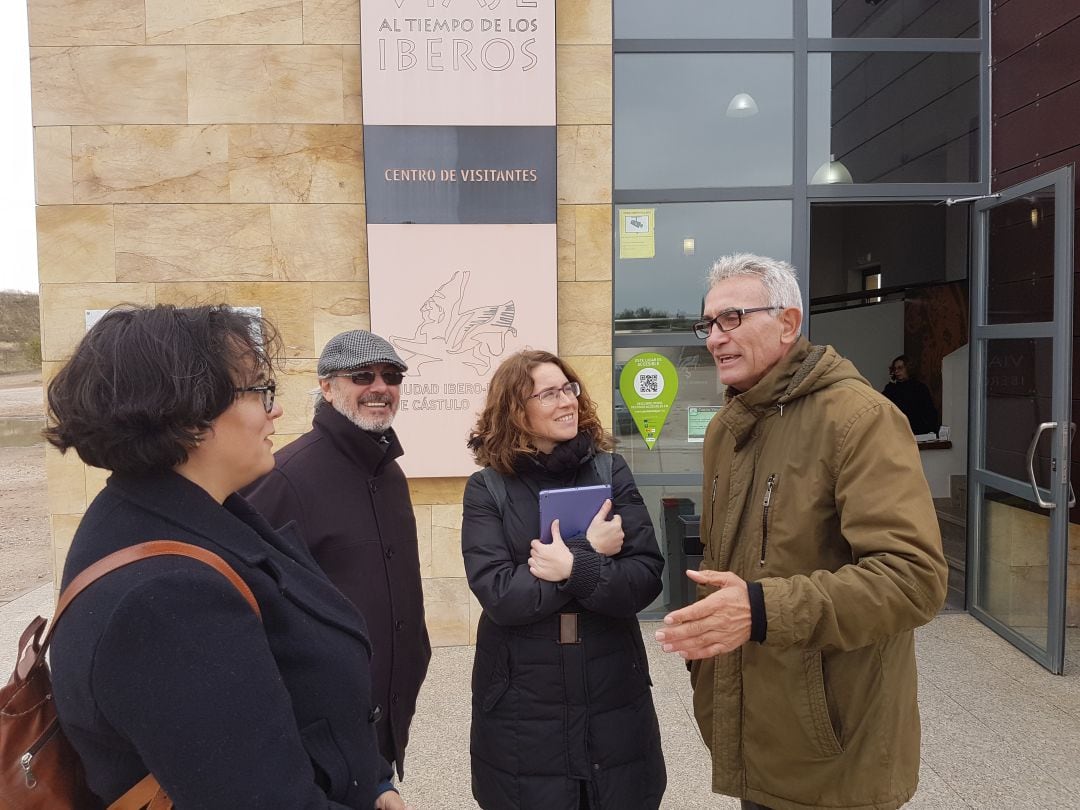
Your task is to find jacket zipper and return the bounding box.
[760,474,776,566]
[709,474,719,540]
[21,718,61,788]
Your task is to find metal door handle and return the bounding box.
[1026,422,1055,508]
[1069,422,1076,508]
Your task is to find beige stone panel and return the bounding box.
[430,504,465,579]
[228,124,363,203]
[84,464,109,502]
[557,205,575,281]
[556,0,612,45]
[558,282,611,356]
[36,205,115,284]
[33,127,74,204]
[557,125,612,205]
[39,282,154,361]
[188,45,345,124]
[51,514,83,583]
[556,46,611,125]
[271,204,365,281]
[145,0,303,45]
[342,47,362,124]
[303,0,360,44]
[227,282,316,359]
[115,204,273,282]
[563,354,612,430]
[271,358,320,433]
[469,591,482,644]
[422,577,471,647]
[45,444,85,514]
[153,282,229,307]
[574,205,612,281]
[408,478,467,505]
[72,125,229,203]
[30,46,188,126]
[312,282,370,350]
[28,0,144,46]
[414,504,433,580]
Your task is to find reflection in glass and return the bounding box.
[808,52,979,183]
[976,486,1050,651]
[987,189,1056,324]
[808,0,979,38]
[614,201,792,331]
[616,54,793,189]
[982,338,1053,484]
[616,0,793,39]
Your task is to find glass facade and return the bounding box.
[613,1,987,615]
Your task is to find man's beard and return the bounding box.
[334,394,397,432]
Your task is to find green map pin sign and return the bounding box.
[619,353,679,450]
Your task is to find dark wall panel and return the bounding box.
[991,0,1080,62]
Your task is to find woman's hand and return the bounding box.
[375,788,412,809]
[529,520,574,582]
[585,499,624,557]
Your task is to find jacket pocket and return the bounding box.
[804,651,844,756]
[472,641,511,712]
[300,718,351,798]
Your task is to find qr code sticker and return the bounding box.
[639,372,659,393]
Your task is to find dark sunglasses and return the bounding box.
[327,370,405,386]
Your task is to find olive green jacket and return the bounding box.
[691,339,947,810]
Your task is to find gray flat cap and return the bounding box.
[318,329,408,376]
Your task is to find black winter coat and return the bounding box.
[461,450,667,810]
[50,471,392,809]
[243,405,431,778]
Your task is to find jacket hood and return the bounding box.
[719,336,870,447]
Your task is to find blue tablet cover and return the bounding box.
[538,484,612,543]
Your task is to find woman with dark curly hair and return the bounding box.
[45,305,406,810]
[461,350,667,810]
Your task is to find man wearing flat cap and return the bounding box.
[245,329,430,782]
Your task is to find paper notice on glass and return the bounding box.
[619,208,655,258]
[687,405,722,442]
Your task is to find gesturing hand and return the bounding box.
[529,519,575,582]
[374,788,413,809]
[654,569,752,659]
[585,499,624,557]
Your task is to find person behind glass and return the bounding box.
[882,354,940,435]
[45,305,407,810]
[461,350,667,810]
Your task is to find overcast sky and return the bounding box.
[2,5,39,294]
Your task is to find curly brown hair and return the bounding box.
[468,350,613,475]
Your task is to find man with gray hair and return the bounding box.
[656,254,947,810]
[244,329,430,782]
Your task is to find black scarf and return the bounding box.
[515,431,595,475]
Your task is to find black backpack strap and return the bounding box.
[592,451,613,486]
[479,466,509,516]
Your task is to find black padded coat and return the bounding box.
[461,449,667,810]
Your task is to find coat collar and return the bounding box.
[718,337,827,448]
[311,404,404,476]
[106,471,370,643]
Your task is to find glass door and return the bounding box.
[969,167,1074,674]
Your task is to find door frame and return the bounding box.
[968,166,1074,674]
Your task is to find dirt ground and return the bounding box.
[0,371,52,600]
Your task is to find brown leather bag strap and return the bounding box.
[107,772,168,810]
[40,540,262,656]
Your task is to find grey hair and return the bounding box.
[706,253,803,315]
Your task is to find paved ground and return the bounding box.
[3,584,1077,809]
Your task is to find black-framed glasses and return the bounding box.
[327,370,405,387]
[235,382,276,413]
[528,381,581,407]
[692,306,780,339]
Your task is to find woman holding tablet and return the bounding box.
[461,349,666,809]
